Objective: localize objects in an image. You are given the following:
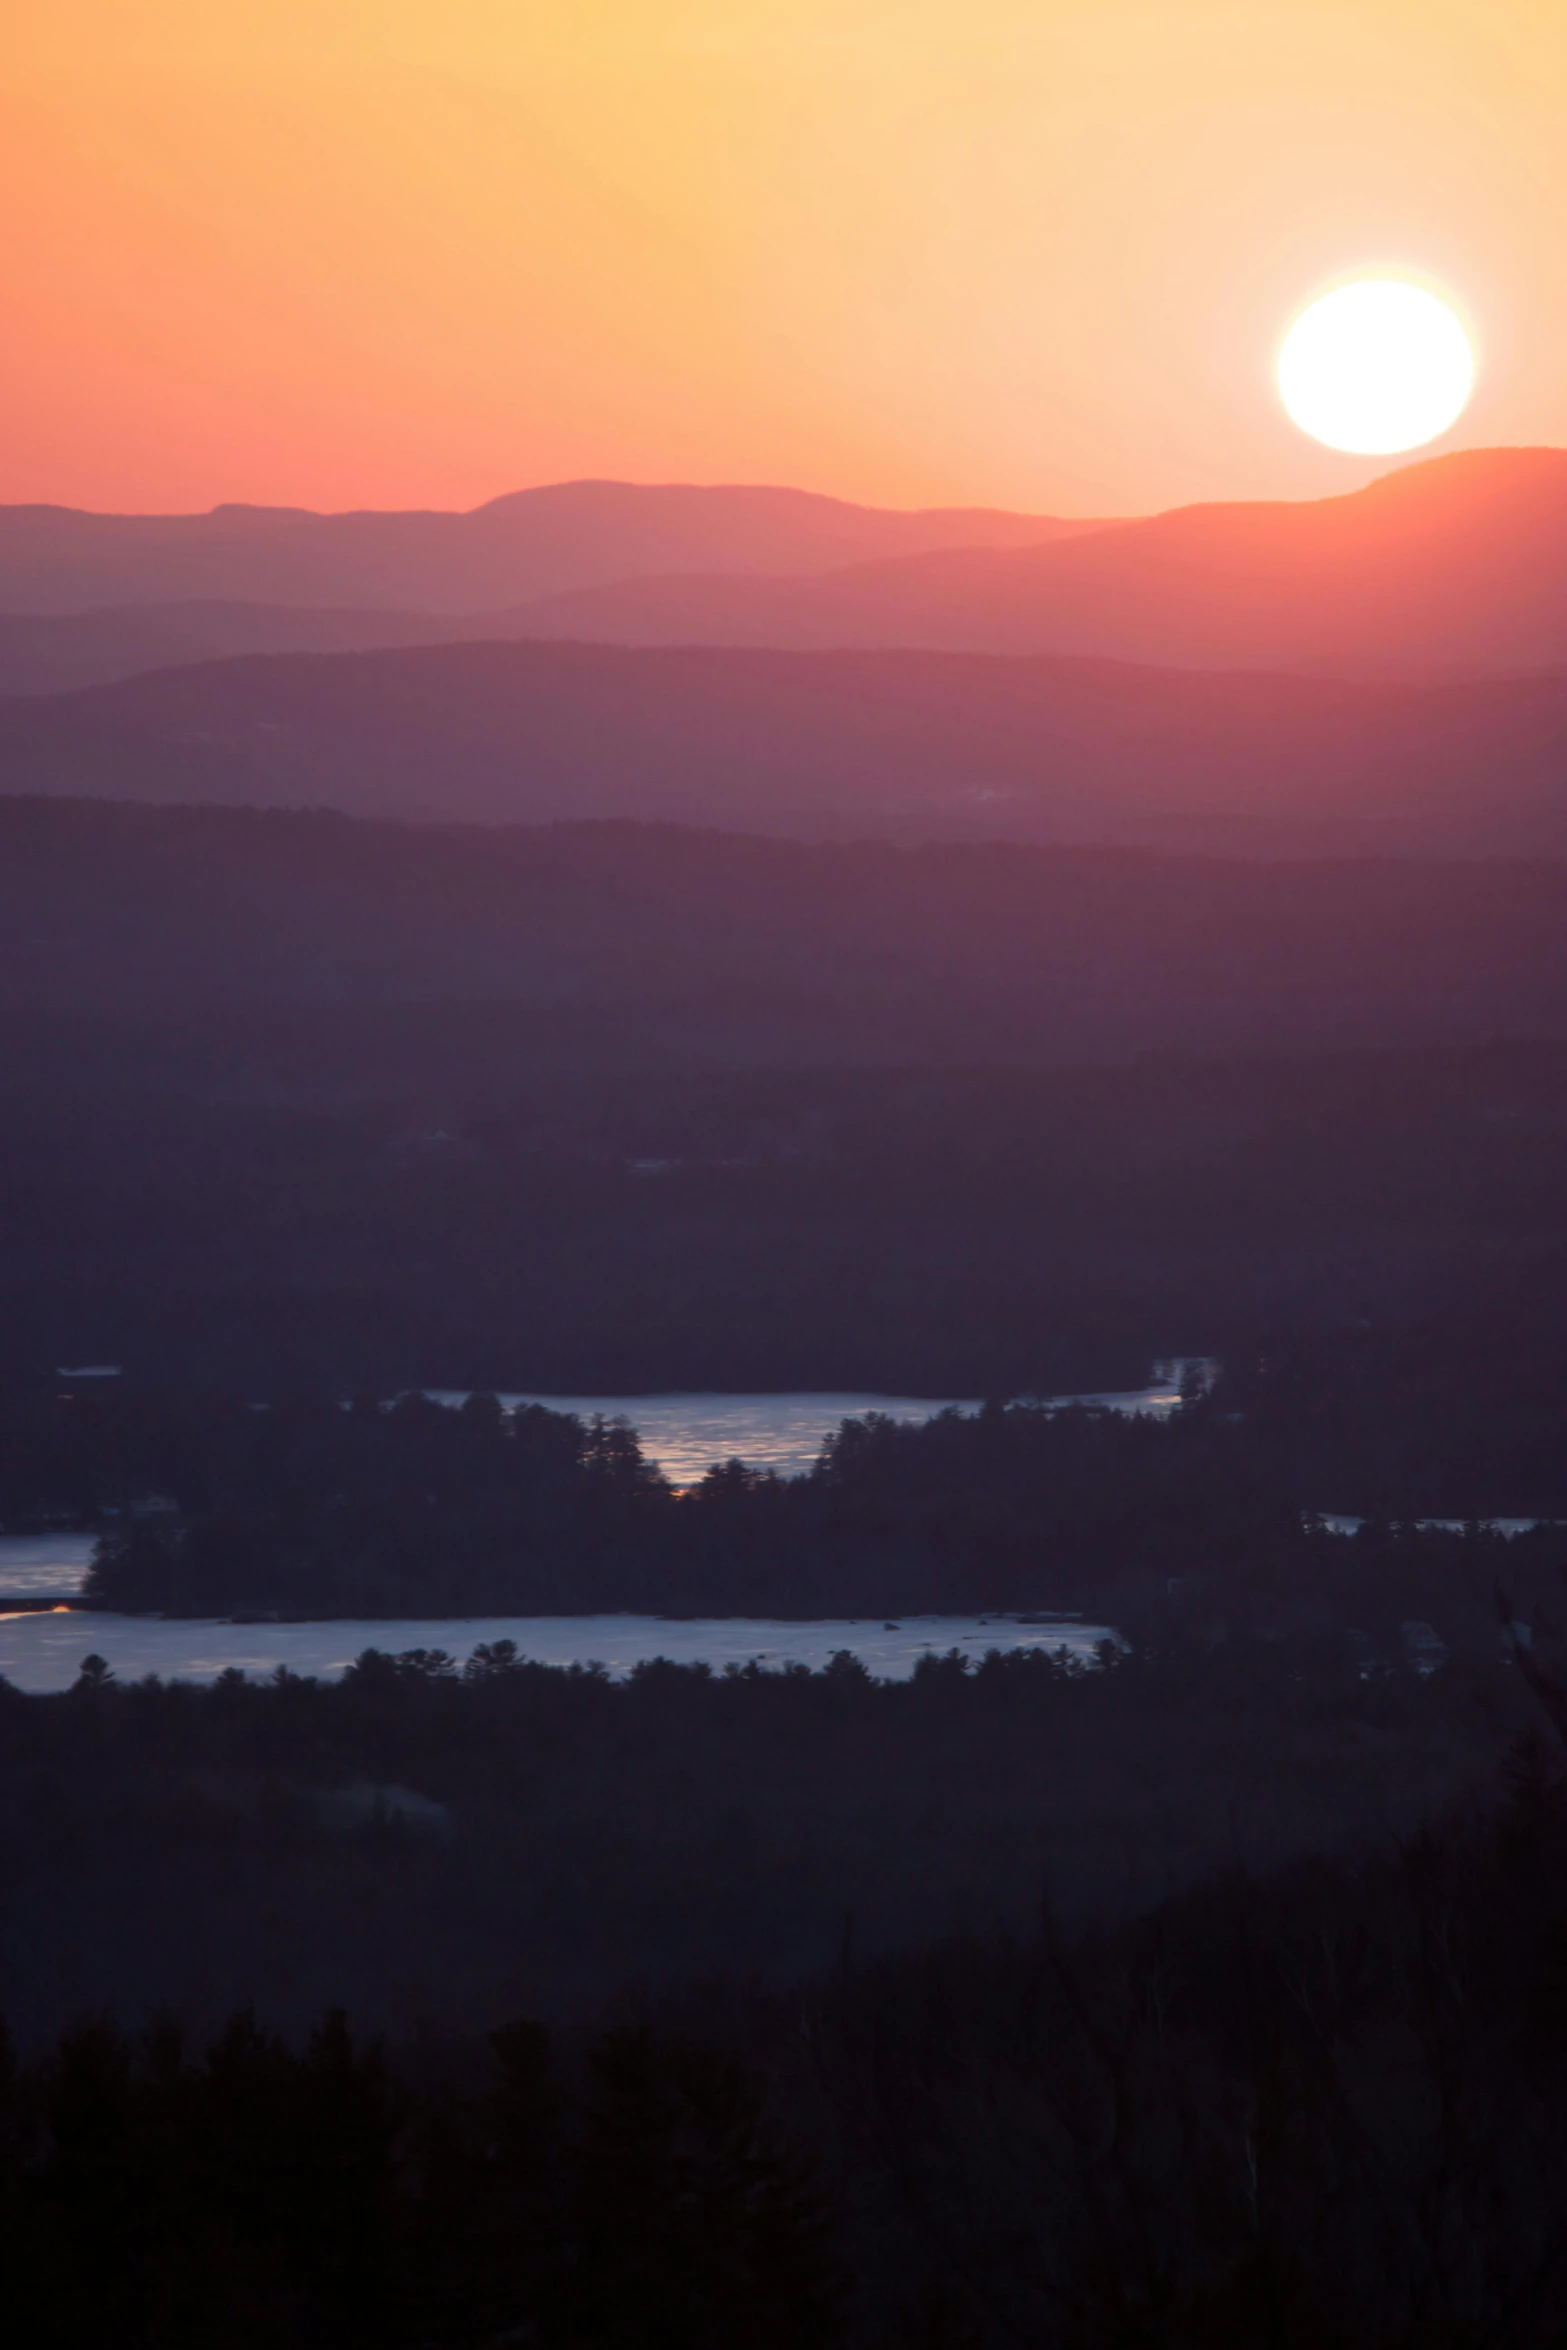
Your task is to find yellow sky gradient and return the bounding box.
[5,0,1566,513]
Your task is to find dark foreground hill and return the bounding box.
[0,1630,1538,2045]
[0,480,1087,617]
[1,1659,1564,2349]
[6,636,1567,855]
[4,800,1567,1386]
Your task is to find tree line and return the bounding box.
[0,1628,1546,2056]
[78,1383,1295,1620]
[9,1707,1567,2346]
[0,2000,843,2349]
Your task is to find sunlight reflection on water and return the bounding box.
[423,1373,1191,1486]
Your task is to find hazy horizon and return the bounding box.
[4,439,1555,524]
[13,1,1567,517]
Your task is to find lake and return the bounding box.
[0,1533,97,1601]
[0,1377,1193,1602]
[0,1609,1113,1694]
[425,1368,1197,1485]
[0,1378,1184,1685]
[424,1390,984,1483]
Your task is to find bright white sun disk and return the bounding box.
[1278,281,1474,456]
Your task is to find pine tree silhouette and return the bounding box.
[566,2025,845,2349]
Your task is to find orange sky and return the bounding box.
[4,0,1566,516]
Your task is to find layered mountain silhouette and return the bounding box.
[3,450,1567,694]
[4,637,1567,857]
[500,449,1567,678]
[0,481,1091,617]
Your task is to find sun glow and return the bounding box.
[1277,281,1475,456]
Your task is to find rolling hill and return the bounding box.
[4,795,1567,1063]
[4,796,1567,1391]
[0,481,1094,617]
[0,601,499,697]
[3,635,1567,857]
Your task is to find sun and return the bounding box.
[1277,281,1475,456]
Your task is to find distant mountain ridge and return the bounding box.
[5,635,1567,858]
[5,450,1567,691]
[0,481,1096,617]
[494,448,1567,679]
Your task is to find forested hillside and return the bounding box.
[0,802,1566,1386]
[7,639,1567,852]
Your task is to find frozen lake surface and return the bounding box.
[0,1610,1113,1694]
[0,1534,96,1599]
[1313,1515,1551,1537]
